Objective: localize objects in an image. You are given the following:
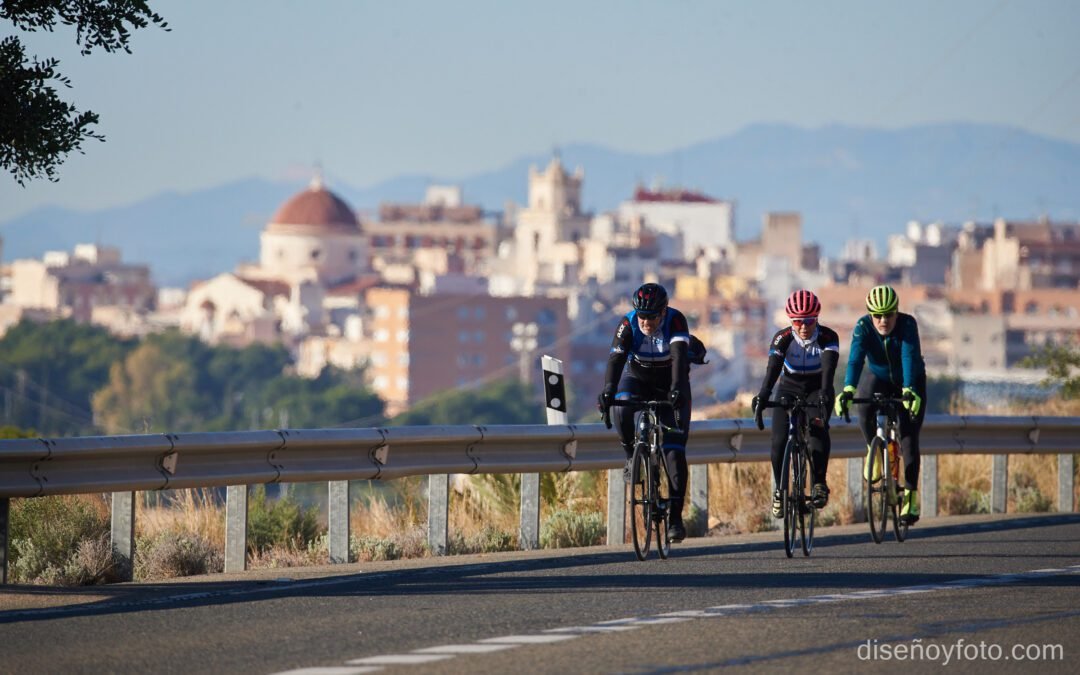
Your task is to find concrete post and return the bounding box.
[328,480,350,564]
[1,498,9,585]
[689,464,708,537]
[428,474,449,556]
[225,485,247,572]
[1059,453,1075,513]
[921,455,938,519]
[991,454,1008,514]
[110,492,136,581]
[848,457,865,522]
[607,471,625,545]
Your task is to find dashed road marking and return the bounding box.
[268,562,1080,675]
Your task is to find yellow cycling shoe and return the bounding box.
[863,445,882,482]
[900,489,920,525]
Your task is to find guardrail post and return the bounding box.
[847,458,865,522]
[991,455,1008,514]
[689,464,708,536]
[328,481,350,564]
[520,474,540,550]
[110,492,136,581]
[1059,453,1075,513]
[1,498,9,585]
[428,474,449,556]
[921,455,938,519]
[607,471,625,545]
[225,485,247,572]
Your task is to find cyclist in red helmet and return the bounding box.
[752,289,840,518]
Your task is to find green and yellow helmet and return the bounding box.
[865,285,899,314]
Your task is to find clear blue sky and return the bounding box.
[2,0,1078,222]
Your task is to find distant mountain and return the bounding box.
[3,123,1078,286]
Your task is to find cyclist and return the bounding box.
[752,290,839,518]
[598,282,692,542]
[835,285,927,525]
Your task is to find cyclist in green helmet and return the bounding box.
[835,285,927,525]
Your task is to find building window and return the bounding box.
[311,249,322,260]
[396,330,409,342]
[457,307,469,320]
[459,331,470,343]
[475,307,485,319]
[506,306,518,321]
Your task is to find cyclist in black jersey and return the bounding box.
[598,282,692,542]
[752,290,839,518]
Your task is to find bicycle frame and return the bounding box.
[848,393,909,543]
[761,394,818,557]
[609,398,677,560]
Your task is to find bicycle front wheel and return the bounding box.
[629,446,652,560]
[800,450,815,556]
[866,437,887,544]
[783,439,798,558]
[654,449,672,559]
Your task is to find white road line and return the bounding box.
[276,563,1080,675]
[479,634,580,644]
[272,668,383,675]
[412,644,518,654]
[345,654,455,665]
[544,625,642,633]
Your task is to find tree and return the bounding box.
[1021,345,1079,399]
[391,380,545,426]
[1,0,168,184]
[0,319,134,434]
[92,340,202,434]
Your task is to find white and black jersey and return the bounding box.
[758,325,840,396]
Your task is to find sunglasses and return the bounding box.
[871,311,897,320]
[790,317,817,327]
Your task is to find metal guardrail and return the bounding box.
[1,415,1077,583]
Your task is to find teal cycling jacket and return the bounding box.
[842,312,926,389]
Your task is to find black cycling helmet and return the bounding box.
[632,283,668,317]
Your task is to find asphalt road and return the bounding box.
[1,513,1078,674]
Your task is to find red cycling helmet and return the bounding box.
[785,289,821,318]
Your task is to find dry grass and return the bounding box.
[136,489,226,550]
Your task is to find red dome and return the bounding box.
[268,182,359,233]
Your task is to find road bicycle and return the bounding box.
[608,399,677,561]
[757,394,818,557]
[845,393,910,543]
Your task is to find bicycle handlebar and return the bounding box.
[603,398,680,430]
[843,392,912,423]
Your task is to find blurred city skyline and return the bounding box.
[2,0,1079,224]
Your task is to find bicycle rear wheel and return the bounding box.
[629,446,652,560]
[654,450,672,559]
[800,450,815,556]
[866,437,887,544]
[782,439,798,558]
[892,485,908,542]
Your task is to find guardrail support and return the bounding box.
[847,457,865,522]
[921,455,938,519]
[225,485,247,572]
[1,497,9,584]
[428,474,449,556]
[520,473,540,550]
[607,470,624,545]
[689,464,708,536]
[110,492,135,581]
[328,481,350,563]
[991,455,1008,514]
[1060,453,1075,513]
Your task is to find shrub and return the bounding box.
[9,494,113,585]
[351,529,429,562]
[540,509,604,549]
[940,484,990,515]
[246,486,322,554]
[135,531,223,580]
[449,526,516,554]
